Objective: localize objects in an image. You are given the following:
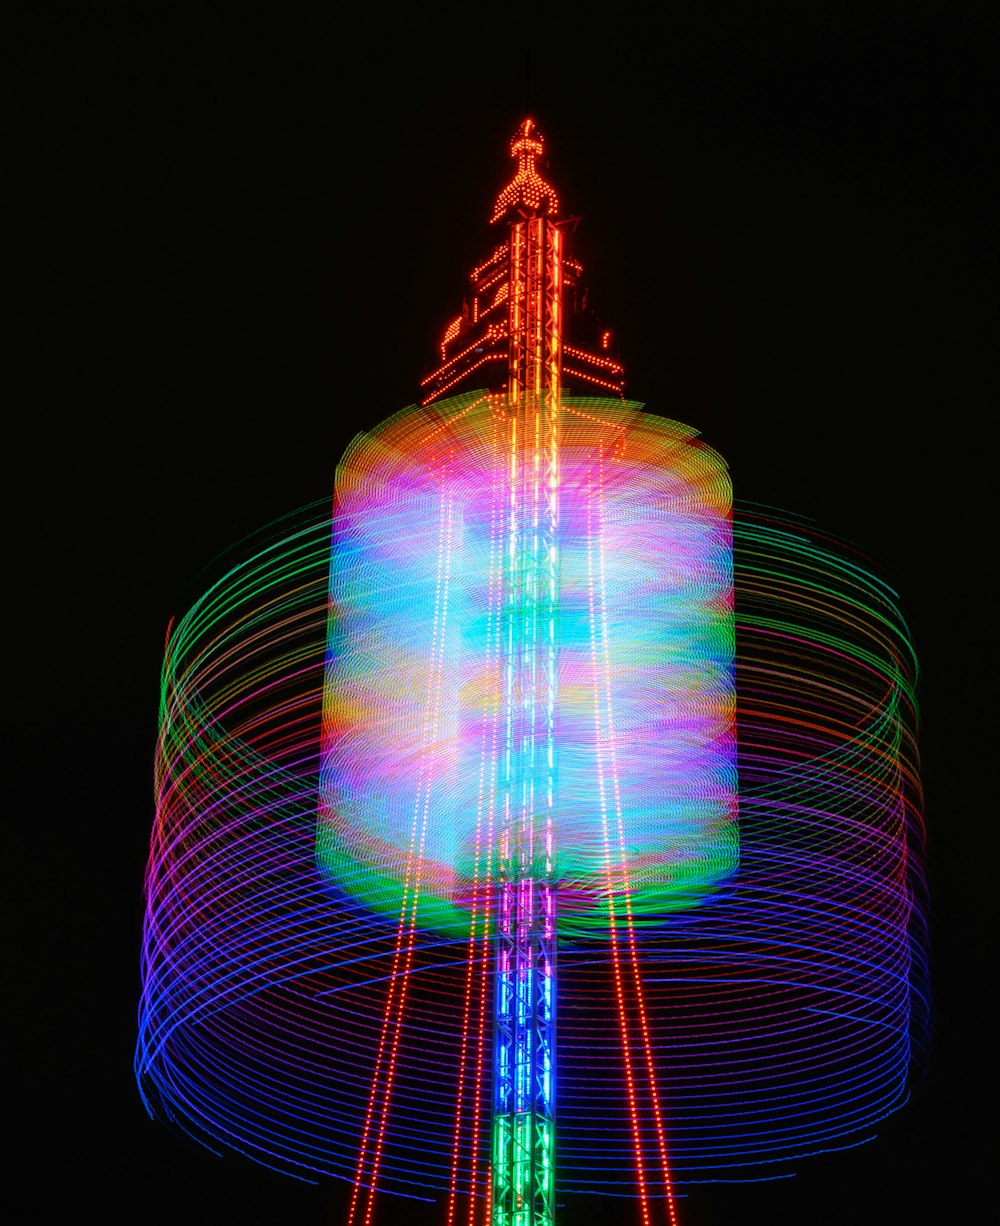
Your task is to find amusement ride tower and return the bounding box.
[136,115,926,1226]
[323,117,731,1226]
[425,119,624,1226]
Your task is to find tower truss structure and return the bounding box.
[492,119,563,1226]
[421,119,624,407]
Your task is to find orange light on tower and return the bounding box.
[422,119,625,407]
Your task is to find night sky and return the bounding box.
[12,5,994,1224]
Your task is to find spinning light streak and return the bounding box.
[136,121,926,1224]
[319,396,737,936]
[135,414,926,1214]
[320,395,737,1226]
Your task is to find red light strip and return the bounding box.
[451,417,505,1226]
[421,355,506,405]
[446,816,487,1226]
[563,344,624,374]
[586,445,652,1226]
[446,497,503,1224]
[422,324,507,387]
[621,896,680,1226]
[561,366,625,394]
[550,226,562,399]
[350,491,458,1226]
[471,243,509,282]
[468,791,497,1223]
[474,298,508,330]
[509,224,524,404]
[344,746,427,1225]
[441,316,463,359]
[596,447,681,1226]
[476,267,507,294]
[533,218,544,395]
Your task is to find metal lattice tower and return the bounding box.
[493,206,561,1226]
[421,116,626,1224]
[492,121,562,1226]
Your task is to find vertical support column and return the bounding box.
[492,215,560,1226]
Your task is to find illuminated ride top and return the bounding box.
[421,118,624,406]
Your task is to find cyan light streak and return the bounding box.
[135,398,926,1214]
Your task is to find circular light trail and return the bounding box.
[136,398,926,1209]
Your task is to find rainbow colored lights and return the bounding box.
[319,398,737,933]
[135,401,926,1213]
[136,117,925,1225]
[319,392,736,1224]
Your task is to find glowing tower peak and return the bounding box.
[491,117,560,223]
[422,119,624,405]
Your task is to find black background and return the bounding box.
[11,4,995,1223]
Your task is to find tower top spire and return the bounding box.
[490,117,559,224]
[421,119,623,405]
